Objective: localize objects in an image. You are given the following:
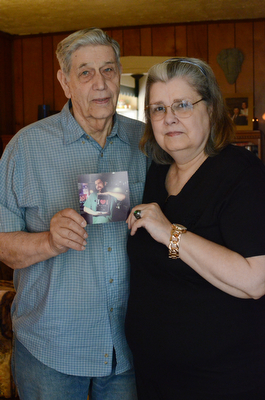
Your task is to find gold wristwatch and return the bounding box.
[168,223,187,259]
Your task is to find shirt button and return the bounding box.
[82,141,85,144]
[110,308,113,312]
[105,353,109,357]
[108,247,112,252]
[101,153,103,157]
[104,361,108,364]
[110,141,113,145]
[109,279,113,283]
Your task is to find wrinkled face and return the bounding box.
[59,45,121,123]
[149,77,211,161]
[95,179,105,192]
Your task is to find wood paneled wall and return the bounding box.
[0,32,13,136]
[1,20,265,140]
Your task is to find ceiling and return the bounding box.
[0,0,265,36]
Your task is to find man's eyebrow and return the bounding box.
[77,61,116,70]
[77,62,91,70]
[100,61,116,68]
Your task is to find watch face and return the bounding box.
[173,223,187,232]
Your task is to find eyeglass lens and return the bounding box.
[149,99,203,120]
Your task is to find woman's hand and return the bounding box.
[127,202,172,247]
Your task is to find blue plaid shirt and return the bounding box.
[0,102,149,376]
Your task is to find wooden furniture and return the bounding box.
[234,130,262,160]
[0,281,16,399]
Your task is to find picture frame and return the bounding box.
[223,93,253,131]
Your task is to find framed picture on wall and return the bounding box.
[223,93,253,131]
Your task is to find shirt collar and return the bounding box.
[108,113,130,145]
[61,100,130,146]
[61,101,85,145]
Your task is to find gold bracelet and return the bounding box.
[168,224,187,259]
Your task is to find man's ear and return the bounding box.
[57,70,71,99]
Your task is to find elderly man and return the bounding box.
[0,28,149,400]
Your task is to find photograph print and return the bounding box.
[78,171,130,224]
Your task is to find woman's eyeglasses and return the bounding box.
[146,98,204,121]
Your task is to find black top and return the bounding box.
[126,145,265,398]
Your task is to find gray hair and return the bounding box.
[141,57,235,164]
[56,28,121,75]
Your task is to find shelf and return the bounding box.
[233,130,262,159]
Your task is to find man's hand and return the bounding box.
[0,208,88,269]
[49,208,88,254]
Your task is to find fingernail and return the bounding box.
[81,220,86,227]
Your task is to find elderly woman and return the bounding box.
[125,57,265,399]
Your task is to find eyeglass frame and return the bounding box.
[146,98,205,120]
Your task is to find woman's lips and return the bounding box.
[165,131,183,137]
